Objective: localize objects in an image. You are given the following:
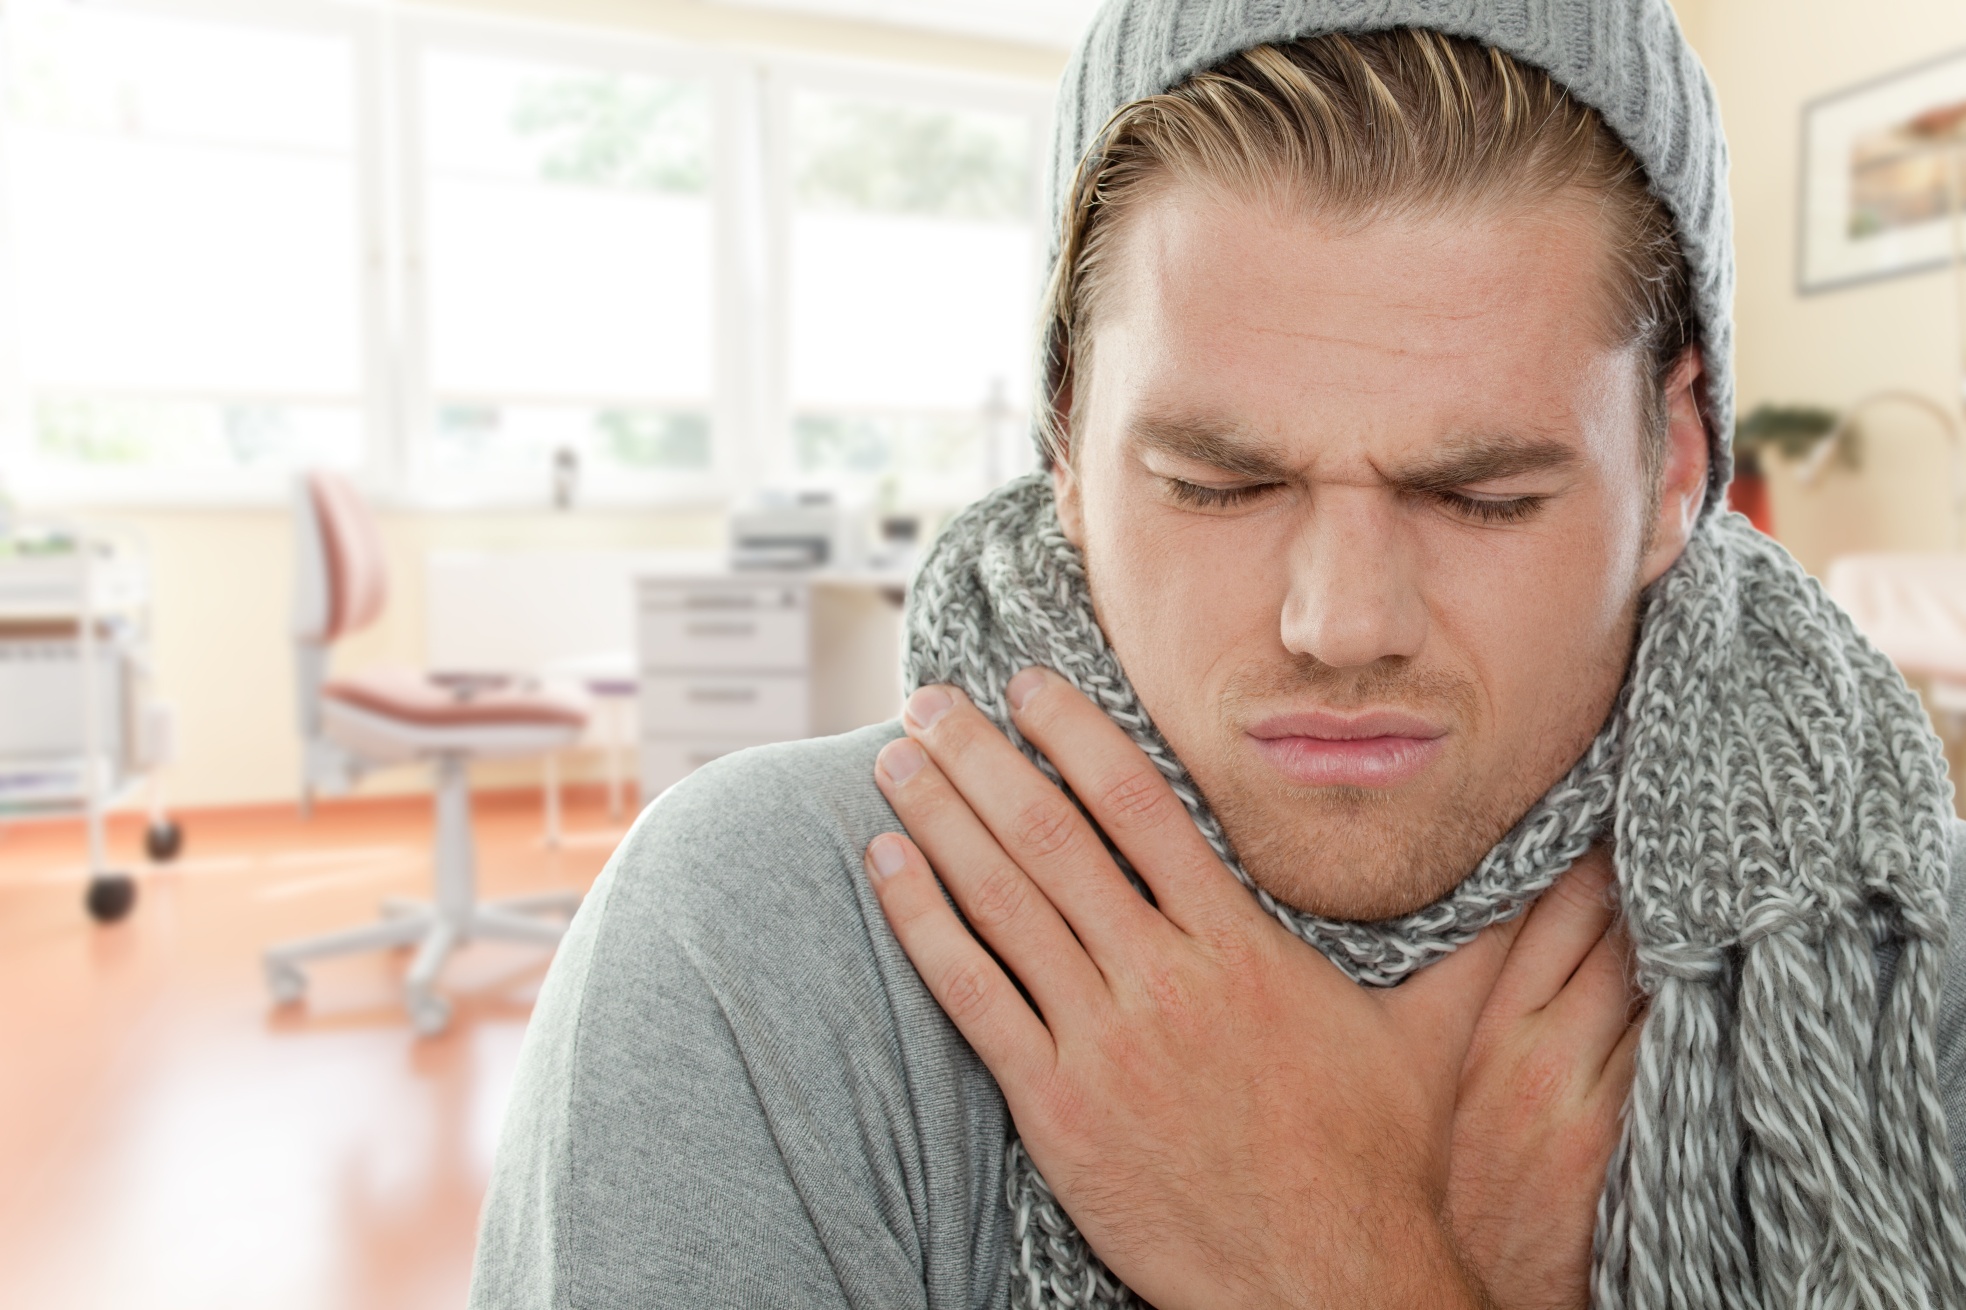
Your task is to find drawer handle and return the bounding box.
[682,595,758,611]
[685,621,757,639]
[686,687,759,704]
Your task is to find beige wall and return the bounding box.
[1668,0,1709,51]
[1687,0,1966,575]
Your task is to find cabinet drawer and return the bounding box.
[640,580,807,615]
[639,737,778,797]
[639,606,807,673]
[639,673,809,738]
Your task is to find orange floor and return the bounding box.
[0,786,628,1310]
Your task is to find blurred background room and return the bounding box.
[4,0,1966,1306]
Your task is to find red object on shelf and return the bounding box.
[1727,470,1774,536]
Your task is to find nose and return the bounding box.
[1278,486,1427,668]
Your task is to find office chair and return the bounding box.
[264,471,589,1035]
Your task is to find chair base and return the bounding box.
[265,750,580,1037]
[265,891,580,1036]
[265,751,578,1038]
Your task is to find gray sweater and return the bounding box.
[469,721,1966,1310]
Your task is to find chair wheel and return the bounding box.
[144,818,184,862]
[266,960,307,1005]
[85,873,137,923]
[409,993,452,1037]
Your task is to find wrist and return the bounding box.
[1242,1200,1488,1310]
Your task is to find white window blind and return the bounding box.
[780,83,1041,499]
[0,2,1052,507]
[408,34,722,500]
[1,0,370,496]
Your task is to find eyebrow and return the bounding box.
[1385,435,1580,495]
[1128,417,1296,480]
[1129,416,1579,491]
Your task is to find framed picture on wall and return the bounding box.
[1799,48,1966,294]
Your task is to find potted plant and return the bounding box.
[1731,404,1849,536]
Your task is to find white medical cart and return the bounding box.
[0,527,181,921]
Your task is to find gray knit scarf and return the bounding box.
[902,471,1966,1310]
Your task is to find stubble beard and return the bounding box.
[1126,644,1631,925]
[1183,659,1537,921]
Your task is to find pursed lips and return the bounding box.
[1244,709,1448,788]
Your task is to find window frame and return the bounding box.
[0,0,387,507]
[758,53,1052,506]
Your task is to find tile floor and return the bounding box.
[0,787,624,1310]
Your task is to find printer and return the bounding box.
[729,491,865,571]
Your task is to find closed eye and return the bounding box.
[1433,491,1547,524]
[1163,478,1283,510]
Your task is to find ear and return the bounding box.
[1638,347,1710,588]
[1049,375,1088,548]
[1052,454,1086,549]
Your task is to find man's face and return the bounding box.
[1055,185,1708,920]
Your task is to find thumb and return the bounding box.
[1385,918,1520,1071]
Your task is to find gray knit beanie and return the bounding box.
[1047,0,1735,510]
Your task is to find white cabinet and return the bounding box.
[637,582,808,673]
[426,549,904,806]
[639,673,811,738]
[637,575,813,796]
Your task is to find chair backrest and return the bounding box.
[294,469,388,644]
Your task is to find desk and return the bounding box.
[425,550,908,804]
[634,559,908,796]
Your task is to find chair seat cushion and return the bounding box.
[325,669,589,729]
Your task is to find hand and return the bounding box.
[1445,846,1641,1310]
[865,668,1508,1310]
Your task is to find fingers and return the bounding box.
[898,683,1172,963]
[1599,1007,1644,1091]
[863,830,1056,1087]
[1544,921,1640,1061]
[1389,918,1517,1073]
[1486,849,1619,1019]
[1002,667,1261,939]
[872,735,1109,1017]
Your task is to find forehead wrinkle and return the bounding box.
[1238,323,1420,357]
[1238,296,1514,361]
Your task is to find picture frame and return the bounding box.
[1798,47,1966,295]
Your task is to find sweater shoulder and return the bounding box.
[602,721,908,971]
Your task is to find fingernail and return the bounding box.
[1007,667,1046,712]
[879,737,926,784]
[905,685,953,729]
[867,833,909,881]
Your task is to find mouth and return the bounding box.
[1244,708,1448,789]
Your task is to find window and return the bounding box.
[775,77,1045,501]
[0,2,1052,507]
[0,0,372,497]
[405,25,726,502]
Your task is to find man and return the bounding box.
[471,5,1966,1309]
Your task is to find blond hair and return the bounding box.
[1037,28,1695,467]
